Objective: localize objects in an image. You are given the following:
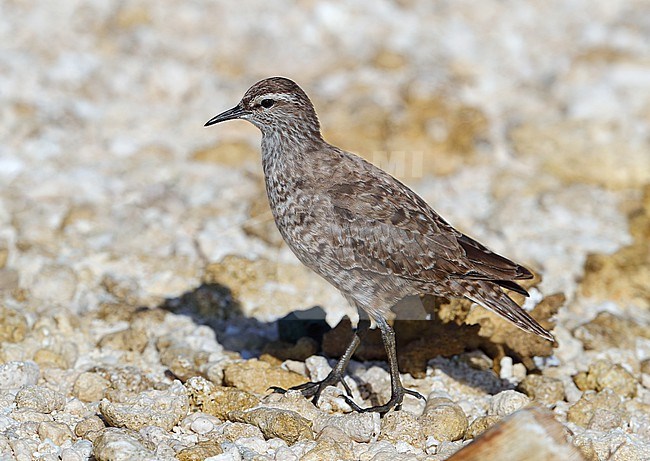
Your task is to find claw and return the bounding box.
[342,384,424,414]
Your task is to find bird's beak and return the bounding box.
[204,104,247,126]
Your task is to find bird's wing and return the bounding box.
[323,158,531,285]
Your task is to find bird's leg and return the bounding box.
[344,317,425,414]
[270,319,369,406]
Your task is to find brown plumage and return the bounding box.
[205,77,553,413]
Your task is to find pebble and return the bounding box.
[176,440,224,461]
[72,371,110,402]
[488,390,531,416]
[517,374,565,406]
[573,359,638,398]
[228,407,313,445]
[376,410,424,451]
[93,428,164,461]
[223,359,308,395]
[312,411,380,443]
[37,421,74,445]
[567,389,628,430]
[0,361,40,389]
[99,381,189,431]
[186,376,259,420]
[15,385,66,414]
[419,394,468,442]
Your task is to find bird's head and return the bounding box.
[205,77,321,139]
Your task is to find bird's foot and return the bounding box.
[343,385,425,414]
[269,369,353,406]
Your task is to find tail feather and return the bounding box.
[461,281,554,341]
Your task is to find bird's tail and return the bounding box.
[456,280,554,341]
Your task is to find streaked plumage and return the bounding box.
[206,77,553,413]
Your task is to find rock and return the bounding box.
[261,337,319,362]
[176,440,224,461]
[228,407,313,445]
[312,411,380,443]
[223,359,308,395]
[99,381,189,431]
[447,406,583,460]
[98,326,149,353]
[301,439,354,461]
[579,185,650,308]
[75,415,106,441]
[567,389,628,430]
[37,421,74,445]
[33,348,71,369]
[73,371,110,402]
[0,361,40,389]
[0,305,28,343]
[488,390,531,417]
[61,440,94,461]
[419,395,468,442]
[221,421,265,442]
[186,376,259,420]
[378,409,425,449]
[510,121,650,189]
[573,360,637,398]
[573,312,650,351]
[93,428,160,461]
[15,385,66,413]
[517,374,565,405]
[465,416,501,440]
[203,256,343,320]
[31,264,78,304]
[158,343,209,383]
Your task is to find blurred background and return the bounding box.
[1,0,648,324]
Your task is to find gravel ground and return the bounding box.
[1,1,649,460]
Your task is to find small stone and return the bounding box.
[93,428,158,461]
[99,381,189,431]
[465,415,501,439]
[10,408,53,422]
[223,359,308,395]
[488,390,531,416]
[419,395,468,442]
[158,344,209,383]
[176,440,224,461]
[228,407,313,445]
[518,374,565,405]
[0,361,40,389]
[301,439,354,461]
[378,409,425,449]
[99,326,149,353]
[221,421,265,441]
[573,312,650,351]
[186,376,259,420]
[75,415,106,440]
[33,348,70,369]
[15,385,66,413]
[189,415,216,434]
[61,440,94,461]
[573,360,637,398]
[567,389,628,430]
[312,412,380,443]
[38,421,74,445]
[0,305,28,343]
[73,372,110,402]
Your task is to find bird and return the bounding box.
[205,77,554,413]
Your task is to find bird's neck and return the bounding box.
[261,124,324,176]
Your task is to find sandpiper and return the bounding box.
[205,77,553,413]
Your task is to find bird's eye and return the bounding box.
[260,99,275,108]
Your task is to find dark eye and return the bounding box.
[260,99,274,108]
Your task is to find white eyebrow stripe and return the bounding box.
[255,93,296,103]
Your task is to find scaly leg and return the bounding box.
[271,318,369,406]
[343,317,425,413]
